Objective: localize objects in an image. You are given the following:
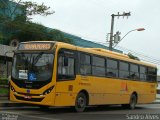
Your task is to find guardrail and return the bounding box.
[0,80,9,97]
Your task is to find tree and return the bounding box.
[9,22,73,44]
[48,30,73,43]
[10,22,48,42]
[0,0,73,45]
[22,1,54,21]
[0,32,4,44]
[0,0,54,21]
[0,0,54,45]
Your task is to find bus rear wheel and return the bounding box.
[122,94,137,110]
[75,92,87,112]
[129,94,137,109]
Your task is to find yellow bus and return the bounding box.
[10,41,157,112]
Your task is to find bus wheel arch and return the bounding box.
[132,92,138,103]
[79,90,89,105]
[74,90,89,112]
[122,91,138,109]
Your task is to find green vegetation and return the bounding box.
[0,78,8,80]
[0,78,9,96]
[0,88,8,95]
[0,78,8,87]
[21,0,54,21]
[0,0,73,45]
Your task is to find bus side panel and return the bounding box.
[127,81,156,104]
[84,77,130,105]
[54,77,80,106]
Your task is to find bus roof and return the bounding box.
[19,41,156,68]
[55,42,156,68]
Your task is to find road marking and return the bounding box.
[0,111,61,120]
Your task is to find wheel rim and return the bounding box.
[77,96,85,108]
[75,93,87,112]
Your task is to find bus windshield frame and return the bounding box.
[11,51,54,89]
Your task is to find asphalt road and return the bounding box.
[0,104,160,120]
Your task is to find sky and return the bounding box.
[23,0,160,74]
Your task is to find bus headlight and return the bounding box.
[43,86,54,95]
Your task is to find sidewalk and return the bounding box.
[0,97,24,107]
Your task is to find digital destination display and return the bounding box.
[18,43,53,50]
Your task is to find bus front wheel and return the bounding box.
[75,92,87,112]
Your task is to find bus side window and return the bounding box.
[92,56,105,77]
[140,66,147,81]
[58,56,75,80]
[80,53,91,75]
[130,64,139,80]
[147,67,157,82]
[106,59,118,78]
[119,61,129,79]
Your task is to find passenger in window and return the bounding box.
[107,72,116,77]
[130,73,136,79]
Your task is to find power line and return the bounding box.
[116,45,160,62]
[94,41,160,66]
[115,45,160,65]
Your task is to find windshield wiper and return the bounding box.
[32,52,44,65]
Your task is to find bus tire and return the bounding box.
[129,94,137,109]
[122,94,137,110]
[75,92,87,112]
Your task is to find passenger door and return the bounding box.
[55,49,77,106]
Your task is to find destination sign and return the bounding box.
[18,43,53,50]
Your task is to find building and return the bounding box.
[0,44,15,77]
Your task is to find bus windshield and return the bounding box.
[12,53,54,81]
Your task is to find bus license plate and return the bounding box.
[24,95,31,99]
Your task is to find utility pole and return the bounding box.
[109,14,114,51]
[109,12,131,51]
